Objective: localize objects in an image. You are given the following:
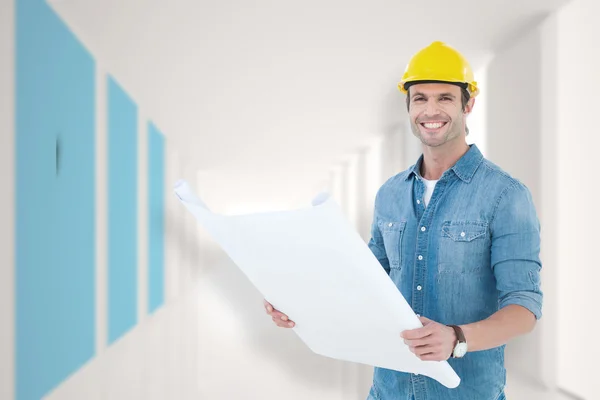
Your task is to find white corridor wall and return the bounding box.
[1,0,15,399]
[555,0,600,398]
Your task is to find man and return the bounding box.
[264,41,542,400]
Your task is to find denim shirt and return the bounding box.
[366,144,543,400]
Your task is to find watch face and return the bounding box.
[454,343,468,358]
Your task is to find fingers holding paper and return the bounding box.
[264,299,295,328]
[401,316,456,361]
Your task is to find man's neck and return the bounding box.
[420,141,470,180]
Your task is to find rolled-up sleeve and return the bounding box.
[490,182,543,320]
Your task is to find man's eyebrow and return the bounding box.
[411,92,456,99]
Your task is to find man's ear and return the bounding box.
[464,97,476,115]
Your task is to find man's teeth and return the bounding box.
[423,122,445,129]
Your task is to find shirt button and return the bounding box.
[460,232,466,237]
[418,255,423,260]
[417,199,421,204]
[421,226,426,232]
[417,285,422,291]
[388,223,393,227]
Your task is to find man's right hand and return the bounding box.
[264,299,295,328]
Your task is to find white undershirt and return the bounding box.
[423,178,439,208]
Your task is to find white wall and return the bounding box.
[0,0,15,399]
[179,165,199,397]
[364,136,384,220]
[343,155,360,229]
[383,127,410,179]
[355,149,371,242]
[556,0,600,398]
[467,66,489,156]
[539,14,559,392]
[166,147,183,301]
[94,63,109,358]
[486,21,545,385]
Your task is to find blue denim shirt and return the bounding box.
[366,144,543,400]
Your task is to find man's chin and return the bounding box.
[421,140,446,148]
[418,133,452,147]
[418,132,446,147]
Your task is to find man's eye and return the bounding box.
[440,97,452,101]
[414,97,425,102]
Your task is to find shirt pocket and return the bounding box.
[378,220,406,270]
[438,221,489,274]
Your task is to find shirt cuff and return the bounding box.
[498,291,543,320]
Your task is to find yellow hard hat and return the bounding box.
[398,41,479,97]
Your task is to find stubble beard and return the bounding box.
[410,114,464,148]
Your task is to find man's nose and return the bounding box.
[424,99,440,116]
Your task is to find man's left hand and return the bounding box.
[401,316,457,361]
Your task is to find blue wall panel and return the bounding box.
[148,123,165,313]
[16,0,96,398]
[107,76,138,343]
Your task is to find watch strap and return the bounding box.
[448,325,466,343]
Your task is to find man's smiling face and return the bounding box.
[407,83,473,148]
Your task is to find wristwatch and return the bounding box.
[448,325,468,358]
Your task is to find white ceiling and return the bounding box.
[48,0,569,210]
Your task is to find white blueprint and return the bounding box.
[174,179,460,389]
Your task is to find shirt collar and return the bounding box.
[406,144,484,183]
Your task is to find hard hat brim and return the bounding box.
[398,80,479,97]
